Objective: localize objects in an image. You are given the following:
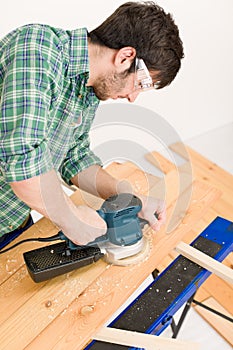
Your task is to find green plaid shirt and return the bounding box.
[0,24,102,235]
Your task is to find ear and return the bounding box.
[114,47,136,71]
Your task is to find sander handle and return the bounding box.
[59,193,158,250]
[58,215,155,250]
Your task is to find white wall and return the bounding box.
[1,0,233,140]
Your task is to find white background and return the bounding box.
[1,0,233,140]
[2,3,232,348]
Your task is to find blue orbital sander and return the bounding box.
[23,193,153,282]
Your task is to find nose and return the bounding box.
[127,90,140,103]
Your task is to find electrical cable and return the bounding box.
[192,299,233,323]
[0,233,61,254]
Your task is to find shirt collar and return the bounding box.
[66,27,90,78]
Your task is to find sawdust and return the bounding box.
[104,232,153,267]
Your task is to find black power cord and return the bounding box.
[0,233,61,254]
[192,299,233,323]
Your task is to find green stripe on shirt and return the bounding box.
[0,24,102,235]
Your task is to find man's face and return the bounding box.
[92,69,139,102]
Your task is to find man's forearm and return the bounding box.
[71,165,132,199]
[10,169,107,244]
[10,170,81,227]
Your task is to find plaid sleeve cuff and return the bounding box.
[2,141,53,182]
[60,150,103,185]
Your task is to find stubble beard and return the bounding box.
[92,70,130,101]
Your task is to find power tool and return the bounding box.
[23,193,154,283]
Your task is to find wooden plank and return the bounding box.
[146,147,233,342]
[200,274,233,314]
[123,168,161,196]
[194,297,233,346]
[156,254,173,273]
[0,259,109,328]
[145,150,177,174]
[23,181,220,350]
[170,142,233,187]
[144,154,193,201]
[170,143,233,211]
[94,327,200,350]
[183,211,233,269]
[183,229,233,310]
[0,158,221,350]
[142,159,194,233]
[0,162,140,345]
[184,210,218,240]
[0,260,109,349]
[106,161,162,198]
[167,146,233,337]
[170,143,233,183]
[175,242,233,285]
[0,264,45,326]
[0,218,57,285]
[0,163,166,349]
[224,252,233,269]
[212,199,233,222]
[107,159,194,236]
[194,285,210,302]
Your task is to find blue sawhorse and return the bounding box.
[85,216,233,350]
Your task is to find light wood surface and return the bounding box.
[176,241,233,284]
[94,327,200,349]
[146,144,233,346]
[194,297,233,344]
[0,145,232,349]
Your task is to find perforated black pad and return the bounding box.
[23,242,104,282]
[87,236,222,349]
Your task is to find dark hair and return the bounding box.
[89,1,184,89]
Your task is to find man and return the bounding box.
[0,1,184,247]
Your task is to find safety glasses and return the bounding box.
[134,58,159,91]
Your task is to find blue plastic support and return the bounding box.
[85,216,233,350]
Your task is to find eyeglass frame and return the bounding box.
[134,58,159,91]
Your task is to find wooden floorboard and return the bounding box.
[24,181,219,350]
[146,145,233,346]
[0,145,232,349]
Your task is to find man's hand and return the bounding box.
[63,205,107,245]
[72,165,166,232]
[136,194,166,231]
